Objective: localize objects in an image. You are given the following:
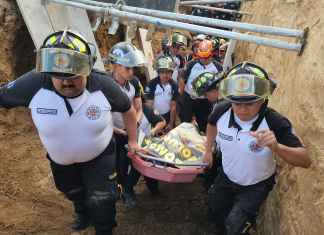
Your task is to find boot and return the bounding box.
[121,191,137,209]
[145,178,159,196]
[95,228,113,235]
[71,213,91,230]
[71,201,91,230]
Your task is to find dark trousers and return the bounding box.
[49,141,117,234]
[179,92,212,132]
[115,133,158,193]
[202,149,222,191]
[131,170,159,193]
[208,168,275,235]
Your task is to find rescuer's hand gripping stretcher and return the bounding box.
[127,123,208,183]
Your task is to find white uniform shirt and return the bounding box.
[184,61,222,99]
[215,110,275,185]
[111,78,141,129]
[0,70,131,165]
[145,77,178,115]
[171,56,181,84]
[209,101,303,186]
[30,89,114,165]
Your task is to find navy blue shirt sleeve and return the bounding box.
[0,70,43,108]
[143,105,163,126]
[183,60,197,83]
[91,72,131,113]
[130,77,142,98]
[145,78,158,100]
[266,108,303,148]
[208,100,231,126]
[170,81,179,101]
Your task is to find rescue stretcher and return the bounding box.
[127,123,208,183]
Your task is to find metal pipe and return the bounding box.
[72,0,304,38]
[189,4,252,16]
[49,0,302,52]
[179,0,250,5]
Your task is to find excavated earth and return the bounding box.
[0,0,323,235]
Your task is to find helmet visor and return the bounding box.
[192,72,215,96]
[110,48,146,67]
[172,34,187,46]
[220,74,272,103]
[155,57,175,71]
[36,48,91,77]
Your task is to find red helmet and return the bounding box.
[196,40,213,59]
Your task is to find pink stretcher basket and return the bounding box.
[128,152,205,183]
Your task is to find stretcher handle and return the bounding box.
[126,145,208,167]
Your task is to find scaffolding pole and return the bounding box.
[71,0,304,38]
[48,0,304,52]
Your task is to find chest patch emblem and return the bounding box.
[37,108,58,115]
[86,105,101,120]
[249,140,264,153]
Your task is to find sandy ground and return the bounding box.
[0,120,215,235]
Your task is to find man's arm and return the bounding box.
[143,105,166,136]
[122,105,139,150]
[252,109,311,168]
[113,127,127,136]
[151,119,166,136]
[204,123,218,168]
[168,82,179,129]
[0,70,43,108]
[250,130,311,168]
[178,68,186,95]
[274,144,310,168]
[133,97,143,123]
[98,73,139,149]
[168,101,177,129]
[203,100,231,168]
[130,78,143,123]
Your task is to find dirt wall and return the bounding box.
[1,0,324,234]
[0,1,75,234]
[236,1,324,234]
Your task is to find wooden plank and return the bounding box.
[16,0,54,49]
[16,0,104,70]
[45,2,104,70]
[139,28,157,81]
[223,38,237,71]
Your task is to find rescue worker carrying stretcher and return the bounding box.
[107,41,146,209]
[0,30,140,235]
[179,39,223,132]
[205,62,311,235]
[192,71,225,190]
[130,104,166,195]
